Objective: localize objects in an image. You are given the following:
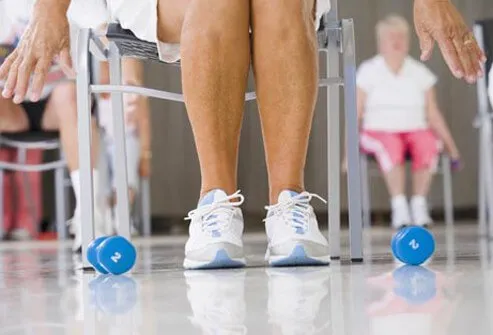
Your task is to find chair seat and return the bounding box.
[0,131,60,143]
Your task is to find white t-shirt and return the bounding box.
[0,0,65,101]
[357,55,437,132]
[488,66,493,109]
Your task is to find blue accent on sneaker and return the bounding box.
[288,191,299,197]
[190,249,246,270]
[270,245,328,267]
[198,190,219,207]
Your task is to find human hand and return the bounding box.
[0,1,73,103]
[414,0,486,84]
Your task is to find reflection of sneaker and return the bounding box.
[184,190,246,270]
[185,270,247,335]
[70,209,105,253]
[264,191,330,266]
[10,228,32,241]
[391,195,411,229]
[410,196,433,227]
[267,268,330,335]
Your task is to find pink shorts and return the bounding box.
[360,129,441,173]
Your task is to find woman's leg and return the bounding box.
[250,0,317,203]
[408,130,440,226]
[180,0,251,196]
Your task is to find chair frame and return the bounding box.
[76,3,364,269]
[360,153,454,228]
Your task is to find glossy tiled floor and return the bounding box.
[1,224,492,334]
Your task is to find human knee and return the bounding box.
[181,1,248,51]
[253,0,316,34]
[50,82,77,120]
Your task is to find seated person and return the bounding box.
[0,0,103,249]
[97,58,151,235]
[356,15,460,228]
[0,0,485,269]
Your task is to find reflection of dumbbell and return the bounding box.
[393,265,437,304]
[391,226,435,265]
[87,236,137,275]
[89,275,138,314]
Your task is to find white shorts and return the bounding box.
[68,0,330,63]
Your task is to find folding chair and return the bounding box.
[0,132,68,239]
[76,0,364,269]
[360,153,454,228]
[474,19,493,238]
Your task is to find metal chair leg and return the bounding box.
[360,154,371,228]
[108,42,131,240]
[441,155,454,228]
[142,178,151,237]
[76,28,96,269]
[342,19,363,262]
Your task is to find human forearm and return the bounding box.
[428,110,459,158]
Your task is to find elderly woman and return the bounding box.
[357,15,460,229]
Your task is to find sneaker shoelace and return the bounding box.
[185,190,245,234]
[264,192,327,232]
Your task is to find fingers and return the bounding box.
[435,34,464,79]
[30,59,51,102]
[2,56,21,100]
[13,58,36,103]
[418,30,435,61]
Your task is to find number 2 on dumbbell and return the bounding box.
[111,252,122,263]
[409,239,419,250]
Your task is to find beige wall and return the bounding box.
[143,1,493,219]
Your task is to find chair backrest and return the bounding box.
[475,19,493,86]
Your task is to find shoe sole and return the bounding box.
[268,245,330,267]
[183,249,246,270]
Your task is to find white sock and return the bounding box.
[391,194,407,208]
[71,169,100,216]
[411,195,427,206]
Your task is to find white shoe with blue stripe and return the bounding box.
[264,190,330,266]
[184,190,246,270]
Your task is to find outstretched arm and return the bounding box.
[414,0,486,84]
[0,0,72,103]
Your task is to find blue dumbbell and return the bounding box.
[392,265,437,305]
[91,275,138,314]
[87,235,137,275]
[391,226,435,265]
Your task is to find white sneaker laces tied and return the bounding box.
[264,192,327,232]
[185,190,245,233]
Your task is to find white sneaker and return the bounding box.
[267,268,330,335]
[391,195,411,229]
[183,190,246,270]
[185,270,247,335]
[70,208,105,253]
[411,196,433,227]
[264,190,330,266]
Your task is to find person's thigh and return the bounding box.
[360,131,406,173]
[157,0,192,43]
[0,96,29,132]
[41,82,77,131]
[405,129,440,172]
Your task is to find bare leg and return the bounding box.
[383,165,406,197]
[251,0,317,203]
[43,82,99,172]
[0,97,29,132]
[180,0,251,196]
[412,169,433,196]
